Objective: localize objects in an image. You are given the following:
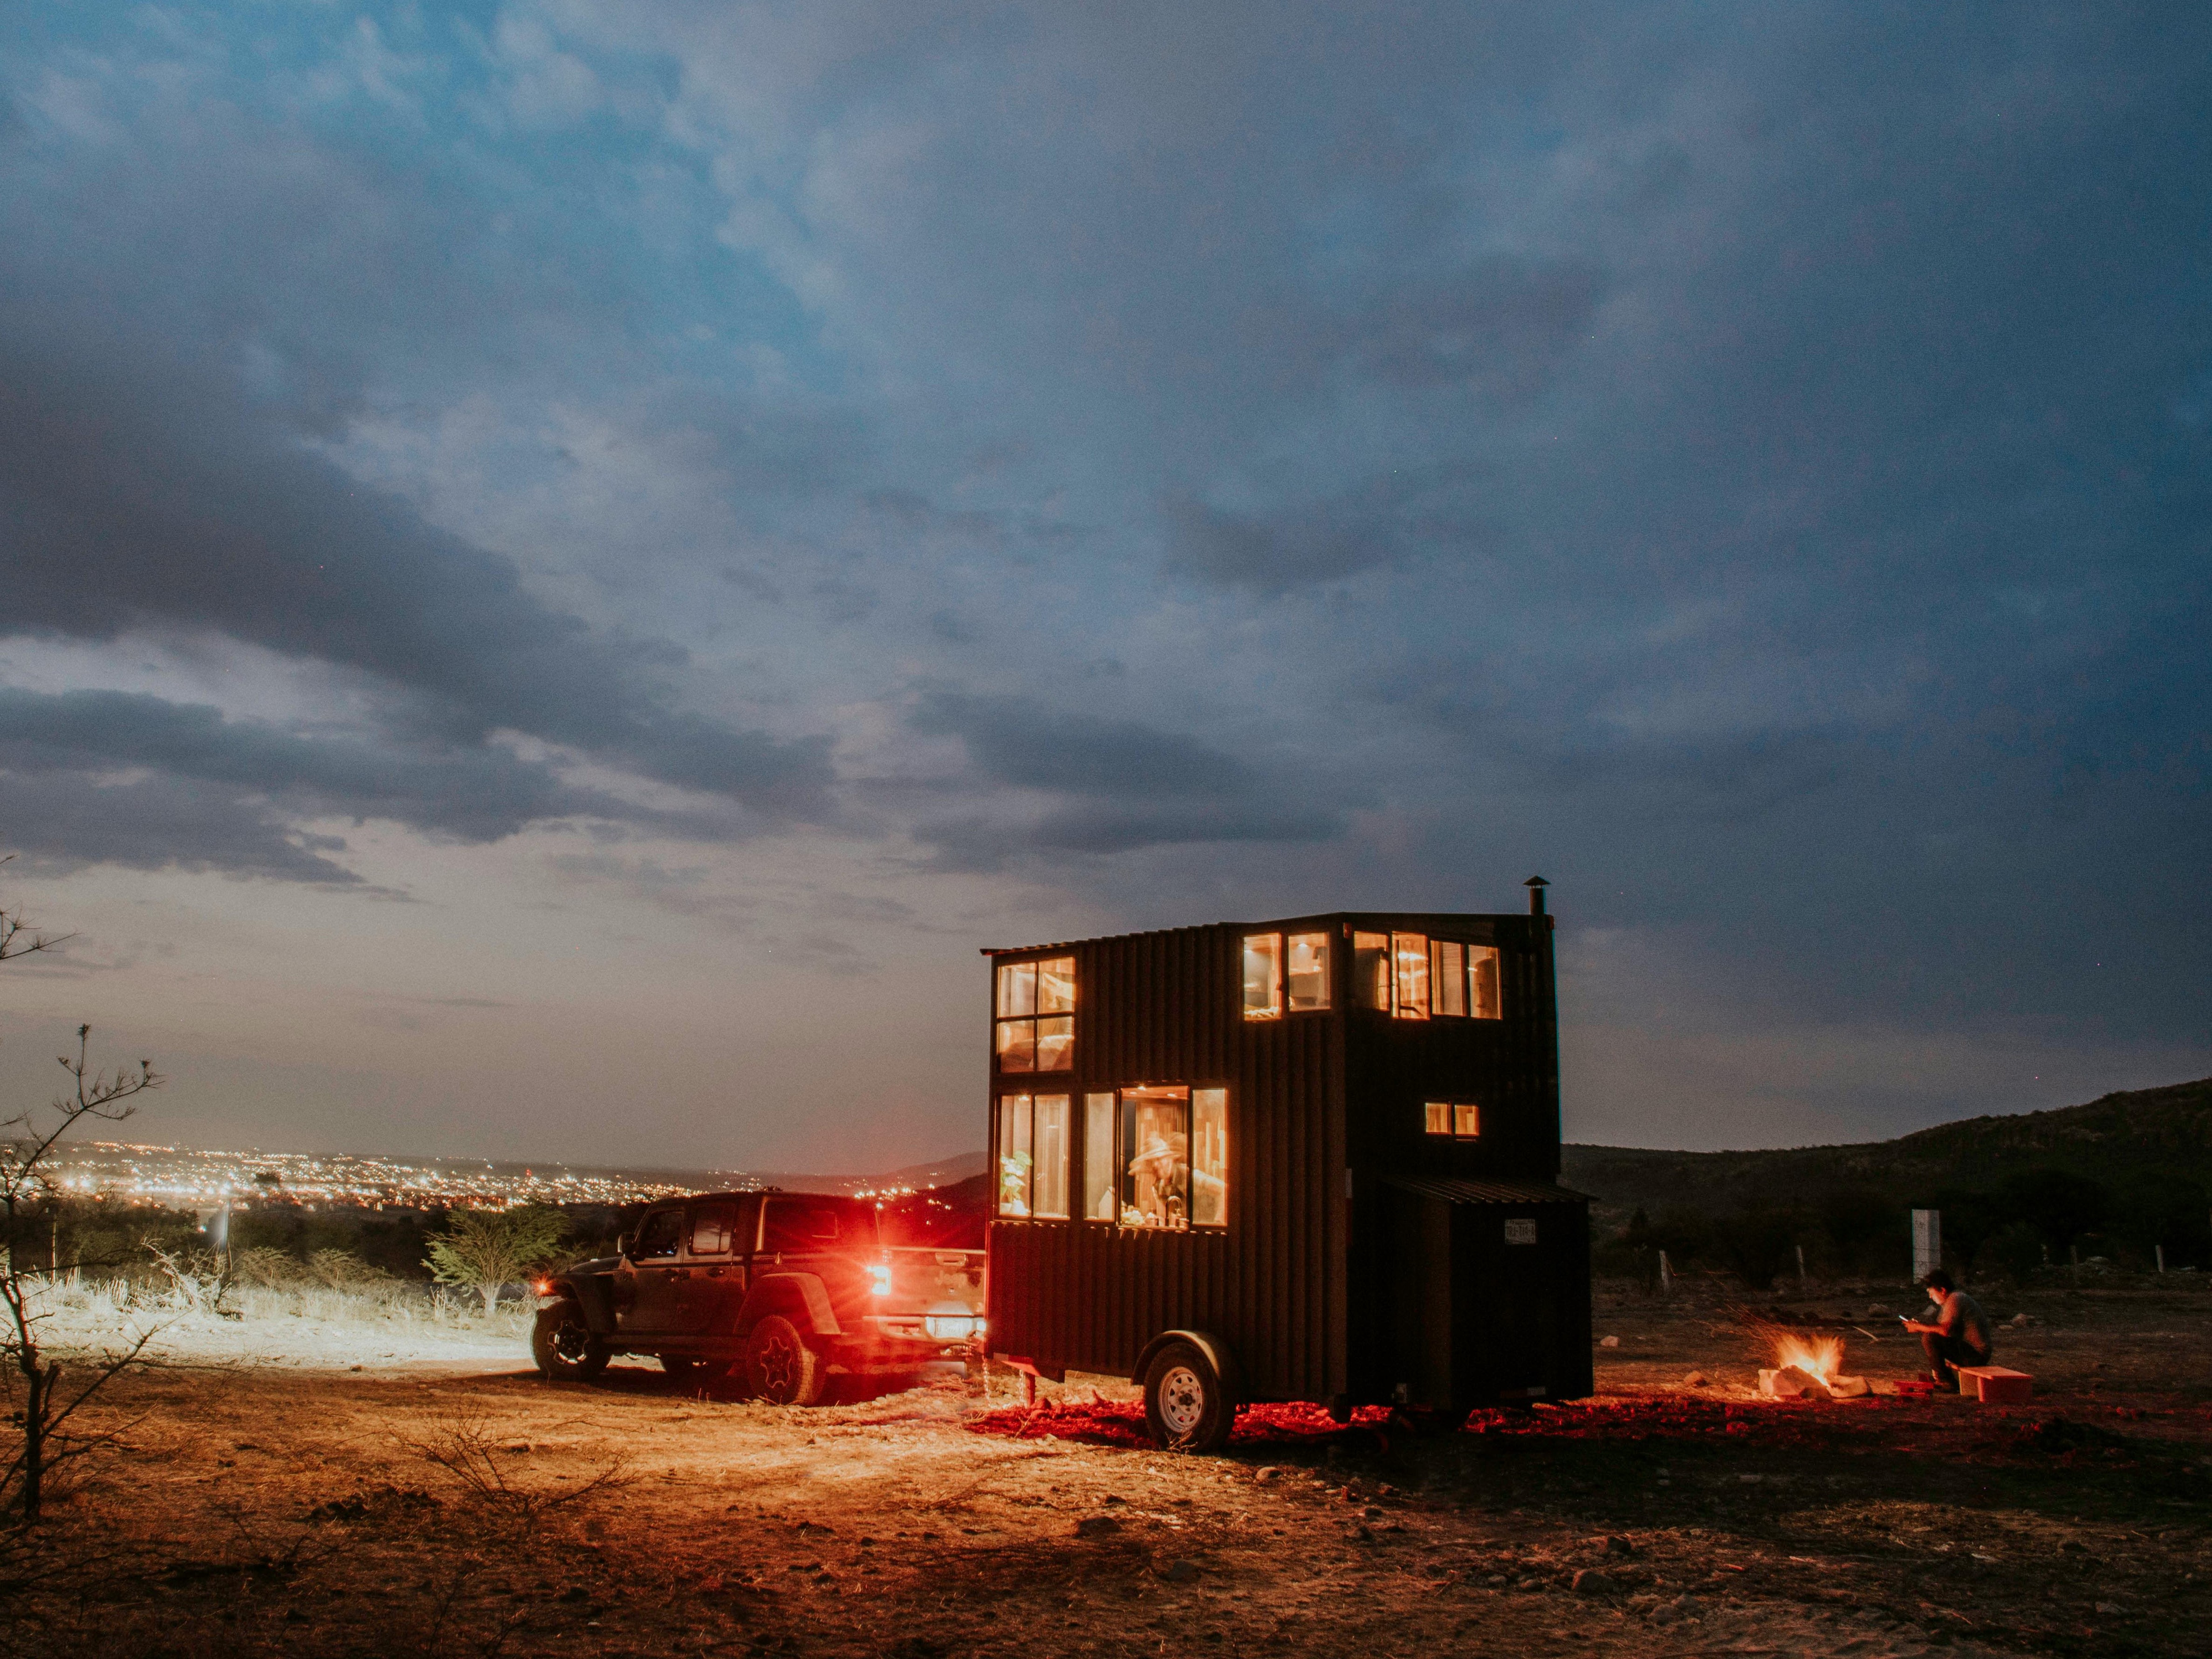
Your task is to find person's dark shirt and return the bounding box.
[1930,1288,1992,1353]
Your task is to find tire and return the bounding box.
[532,1299,610,1381]
[1143,1341,1234,1453]
[743,1315,826,1406]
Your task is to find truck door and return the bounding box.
[617,1206,687,1335]
[680,1200,743,1332]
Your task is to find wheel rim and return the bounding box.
[1157,1364,1207,1437]
[553,1317,590,1364]
[758,1332,799,1400]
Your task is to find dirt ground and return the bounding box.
[6,1272,2207,1659]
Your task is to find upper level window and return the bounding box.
[1433,941,1503,1020]
[996,1092,1071,1219]
[1357,931,1503,1020]
[1243,932,1331,1019]
[996,955,1075,1072]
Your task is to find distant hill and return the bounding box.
[1563,1076,2212,1231]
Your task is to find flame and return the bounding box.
[1772,1333,1844,1385]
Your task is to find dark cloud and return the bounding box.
[907,691,1341,864]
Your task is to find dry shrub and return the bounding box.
[402,1411,629,1537]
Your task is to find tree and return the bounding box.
[425,1206,568,1316]
[2,874,163,1522]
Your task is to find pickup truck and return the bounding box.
[531,1188,986,1404]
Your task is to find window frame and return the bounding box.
[1241,929,1332,1019]
[1422,1099,1482,1140]
[1355,931,1505,1021]
[1080,1083,1231,1232]
[994,1090,1072,1220]
[994,954,1077,1074]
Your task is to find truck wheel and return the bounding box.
[532,1299,609,1381]
[743,1315,826,1406]
[1143,1341,1234,1453]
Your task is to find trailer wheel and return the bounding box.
[744,1315,827,1406]
[531,1299,609,1381]
[1143,1341,1233,1453]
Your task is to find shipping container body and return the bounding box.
[984,906,1593,1415]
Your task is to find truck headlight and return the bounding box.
[925,1313,977,1341]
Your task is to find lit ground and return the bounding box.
[5,1272,2207,1658]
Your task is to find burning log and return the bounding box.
[1731,1307,1868,1401]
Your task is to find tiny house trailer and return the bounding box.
[983,883,1592,1450]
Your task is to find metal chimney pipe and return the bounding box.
[1525,876,1549,916]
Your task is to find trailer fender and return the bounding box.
[1132,1329,1241,1407]
[736,1273,842,1340]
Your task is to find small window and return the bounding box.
[1286,931,1331,1011]
[762,1200,844,1252]
[996,1092,1071,1219]
[1392,932,1429,1019]
[996,955,1076,1072]
[632,1208,684,1259]
[1242,933,1282,1020]
[1353,932,1391,1010]
[1083,1092,1117,1221]
[1424,1100,1480,1138]
[1431,939,1466,1017]
[689,1202,733,1256]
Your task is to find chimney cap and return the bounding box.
[1523,875,1549,889]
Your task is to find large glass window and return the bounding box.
[1102,1085,1230,1231]
[996,1092,1070,1219]
[1470,946,1502,1019]
[1241,933,1282,1020]
[1431,940,1466,1018]
[1083,1092,1117,1221]
[1392,932,1430,1019]
[689,1203,734,1256]
[1286,931,1331,1011]
[996,955,1075,1072]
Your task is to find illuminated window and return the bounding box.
[1392,932,1429,1019]
[1083,1092,1116,1221]
[996,955,1075,1072]
[1192,1089,1227,1226]
[1431,940,1466,1017]
[1353,932,1390,1010]
[1286,931,1330,1011]
[1105,1085,1229,1230]
[996,1092,1071,1219]
[1242,933,1282,1019]
[1424,1100,1480,1138]
[1470,946,1501,1019]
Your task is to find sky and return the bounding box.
[2,2,2207,1172]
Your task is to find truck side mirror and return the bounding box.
[616,1232,632,1258]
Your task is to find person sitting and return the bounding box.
[1902,1267,1993,1388]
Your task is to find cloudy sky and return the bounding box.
[2,3,2206,1172]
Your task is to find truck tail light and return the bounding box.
[868,1261,893,1297]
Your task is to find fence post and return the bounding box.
[1658,1249,1672,1296]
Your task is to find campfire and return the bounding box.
[1720,1307,1874,1401]
[1758,1330,1868,1400]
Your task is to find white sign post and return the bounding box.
[1911,1208,1941,1282]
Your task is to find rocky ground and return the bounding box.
[3,1271,2205,1658]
